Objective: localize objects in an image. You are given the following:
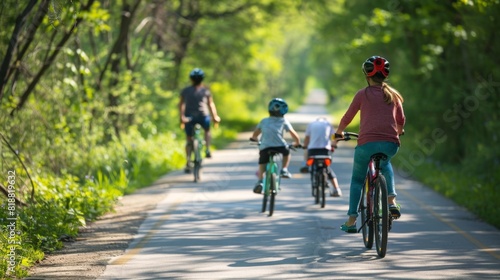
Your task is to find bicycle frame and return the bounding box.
[335,132,393,258]
[263,153,281,195]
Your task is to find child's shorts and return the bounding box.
[259,146,289,164]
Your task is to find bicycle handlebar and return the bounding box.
[335,131,404,141]
[249,138,302,150]
[334,132,359,141]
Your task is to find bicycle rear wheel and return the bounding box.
[320,171,326,208]
[269,173,276,216]
[193,160,201,182]
[374,175,388,258]
[192,139,202,182]
[314,172,320,205]
[360,178,373,249]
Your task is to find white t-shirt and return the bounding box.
[305,118,334,150]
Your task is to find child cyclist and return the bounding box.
[250,98,301,194]
[301,117,342,197]
[335,56,405,233]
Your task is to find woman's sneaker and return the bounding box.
[389,204,401,219]
[340,222,357,233]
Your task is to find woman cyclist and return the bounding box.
[335,56,405,233]
[179,68,221,173]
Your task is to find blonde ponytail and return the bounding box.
[382,82,404,105]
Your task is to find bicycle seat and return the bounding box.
[371,153,388,161]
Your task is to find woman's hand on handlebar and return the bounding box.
[334,131,359,141]
[181,116,192,124]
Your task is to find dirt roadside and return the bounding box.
[24,174,180,280]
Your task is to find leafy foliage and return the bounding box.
[310,0,500,228]
[0,1,320,277]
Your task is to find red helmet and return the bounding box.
[362,56,390,78]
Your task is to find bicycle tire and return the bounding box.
[314,172,320,205]
[320,171,326,208]
[360,178,374,249]
[193,160,201,182]
[269,173,276,216]
[261,178,268,213]
[374,175,388,258]
[192,139,202,182]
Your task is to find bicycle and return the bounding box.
[181,117,204,182]
[191,123,204,183]
[336,132,399,258]
[306,154,332,208]
[250,140,300,216]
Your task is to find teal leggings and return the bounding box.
[348,141,399,217]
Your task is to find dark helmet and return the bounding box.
[268,98,288,116]
[189,68,205,84]
[362,56,390,78]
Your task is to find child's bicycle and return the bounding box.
[336,132,400,258]
[250,139,300,216]
[306,154,332,208]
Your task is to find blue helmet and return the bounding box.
[189,68,205,84]
[268,98,288,116]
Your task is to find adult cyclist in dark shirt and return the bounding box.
[179,68,221,173]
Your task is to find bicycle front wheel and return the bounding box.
[374,175,389,258]
[269,173,276,216]
[360,178,373,249]
[261,178,268,213]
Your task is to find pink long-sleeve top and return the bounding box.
[339,86,405,146]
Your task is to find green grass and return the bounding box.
[395,147,500,229]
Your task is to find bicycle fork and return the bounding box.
[263,162,280,194]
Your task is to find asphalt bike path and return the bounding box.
[97,89,500,279]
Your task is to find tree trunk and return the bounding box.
[10,0,96,115]
[0,0,39,105]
